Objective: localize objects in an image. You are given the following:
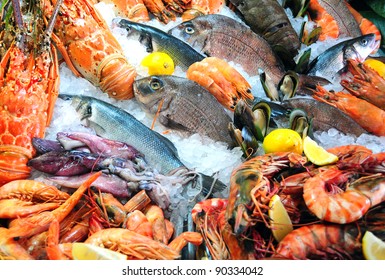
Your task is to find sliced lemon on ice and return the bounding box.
[268,194,293,242]
[364,58,385,79]
[303,136,338,166]
[262,128,303,155]
[72,242,127,260]
[362,231,385,260]
[141,52,175,75]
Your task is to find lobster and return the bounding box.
[0,0,61,185]
[42,0,137,99]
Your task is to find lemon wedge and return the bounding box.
[364,58,385,79]
[72,243,127,260]
[303,136,338,166]
[262,128,303,155]
[141,52,175,75]
[268,194,293,242]
[362,231,385,260]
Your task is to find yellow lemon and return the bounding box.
[364,58,385,79]
[72,242,127,260]
[268,194,293,242]
[362,231,385,260]
[303,136,338,166]
[141,52,175,75]
[262,128,303,154]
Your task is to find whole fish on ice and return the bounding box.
[58,94,227,195]
[133,75,234,147]
[113,18,205,71]
[307,33,379,82]
[168,14,286,88]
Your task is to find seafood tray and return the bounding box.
[1,0,385,260]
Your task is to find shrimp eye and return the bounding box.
[185,25,195,34]
[150,78,162,90]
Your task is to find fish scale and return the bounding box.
[168,14,286,87]
[58,94,184,174]
[133,75,233,146]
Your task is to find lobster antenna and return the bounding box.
[45,0,63,37]
[11,0,25,45]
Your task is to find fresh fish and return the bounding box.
[133,75,234,147]
[168,14,286,87]
[307,33,379,82]
[279,97,368,136]
[228,0,301,64]
[58,94,184,174]
[58,94,227,194]
[112,18,205,71]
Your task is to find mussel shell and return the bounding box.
[259,69,280,101]
[278,70,299,100]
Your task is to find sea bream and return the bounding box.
[133,75,234,147]
[112,18,205,71]
[168,14,286,88]
[306,33,379,82]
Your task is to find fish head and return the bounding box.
[59,94,94,124]
[347,33,380,62]
[167,18,210,52]
[112,18,153,52]
[133,75,170,112]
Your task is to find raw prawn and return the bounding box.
[186,57,253,111]
[303,167,385,223]
[313,85,385,136]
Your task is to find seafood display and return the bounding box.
[1,0,385,261]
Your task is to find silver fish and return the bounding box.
[58,94,184,175]
[307,33,379,82]
[113,18,205,71]
[133,75,234,147]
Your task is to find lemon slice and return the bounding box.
[364,58,385,79]
[303,136,338,166]
[72,243,127,260]
[262,128,303,155]
[362,231,385,260]
[141,52,175,75]
[268,194,293,242]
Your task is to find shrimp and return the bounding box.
[84,228,180,260]
[303,167,385,224]
[274,223,362,259]
[186,57,253,111]
[6,171,101,238]
[225,152,307,235]
[313,85,385,136]
[0,227,34,260]
[341,59,385,110]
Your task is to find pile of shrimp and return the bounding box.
[193,145,385,260]
[0,175,202,260]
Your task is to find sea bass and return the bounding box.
[133,75,234,146]
[58,94,185,174]
[113,18,205,71]
[168,14,286,87]
[307,33,379,82]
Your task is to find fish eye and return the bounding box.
[150,78,162,90]
[87,105,92,115]
[361,38,368,46]
[185,25,195,34]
